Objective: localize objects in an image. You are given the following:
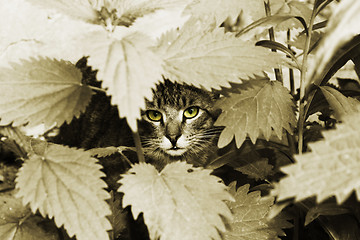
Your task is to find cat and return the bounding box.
[139,79,222,170]
[51,58,222,240]
[53,58,221,178]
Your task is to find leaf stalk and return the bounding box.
[264,0,283,83]
[88,85,107,93]
[132,131,145,163]
[298,3,318,154]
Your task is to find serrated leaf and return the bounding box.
[108,191,129,240]
[186,0,311,30]
[271,0,312,30]
[289,31,322,51]
[320,86,360,120]
[84,32,163,130]
[26,0,99,24]
[235,158,274,181]
[304,203,350,226]
[224,183,291,240]
[185,0,255,26]
[89,146,119,158]
[89,146,135,158]
[237,15,306,38]
[0,191,59,240]
[98,0,192,27]
[0,0,96,67]
[159,21,290,90]
[217,148,274,180]
[0,57,93,129]
[118,162,233,240]
[273,112,360,204]
[0,0,189,69]
[16,142,111,240]
[307,0,360,89]
[215,80,296,148]
[0,126,31,155]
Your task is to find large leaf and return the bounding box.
[158,21,290,91]
[0,0,92,67]
[0,191,59,240]
[273,112,360,204]
[0,57,93,128]
[84,32,163,130]
[27,0,191,32]
[93,0,192,27]
[215,80,296,148]
[26,0,99,24]
[306,0,360,90]
[118,162,233,240]
[224,183,291,240]
[16,141,111,240]
[0,0,187,67]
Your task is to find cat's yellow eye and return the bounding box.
[183,106,199,119]
[146,110,163,122]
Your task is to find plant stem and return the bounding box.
[287,30,296,96]
[19,212,32,225]
[293,208,300,240]
[285,29,297,155]
[88,85,107,93]
[264,0,283,83]
[298,5,317,154]
[118,151,133,166]
[132,131,145,163]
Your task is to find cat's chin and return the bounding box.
[165,148,187,156]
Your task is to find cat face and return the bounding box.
[138,80,221,167]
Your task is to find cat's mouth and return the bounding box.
[165,147,187,156]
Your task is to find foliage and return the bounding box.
[215,80,296,148]
[0,0,360,239]
[273,112,360,204]
[16,140,111,240]
[157,20,290,90]
[0,57,92,128]
[0,191,59,240]
[119,162,233,240]
[224,183,291,240]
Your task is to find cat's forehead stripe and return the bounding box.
[150,80,212,108]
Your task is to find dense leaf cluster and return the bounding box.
[0,0,360,239]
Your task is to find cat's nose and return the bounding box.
[165,122,181,147]
[167,134,181,147]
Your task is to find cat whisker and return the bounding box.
[190,142,211,151]
[204,128,223,132]
[187,135,216,142]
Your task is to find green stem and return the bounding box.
[298,6,317,154]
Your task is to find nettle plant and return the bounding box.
[0,0,360,239]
